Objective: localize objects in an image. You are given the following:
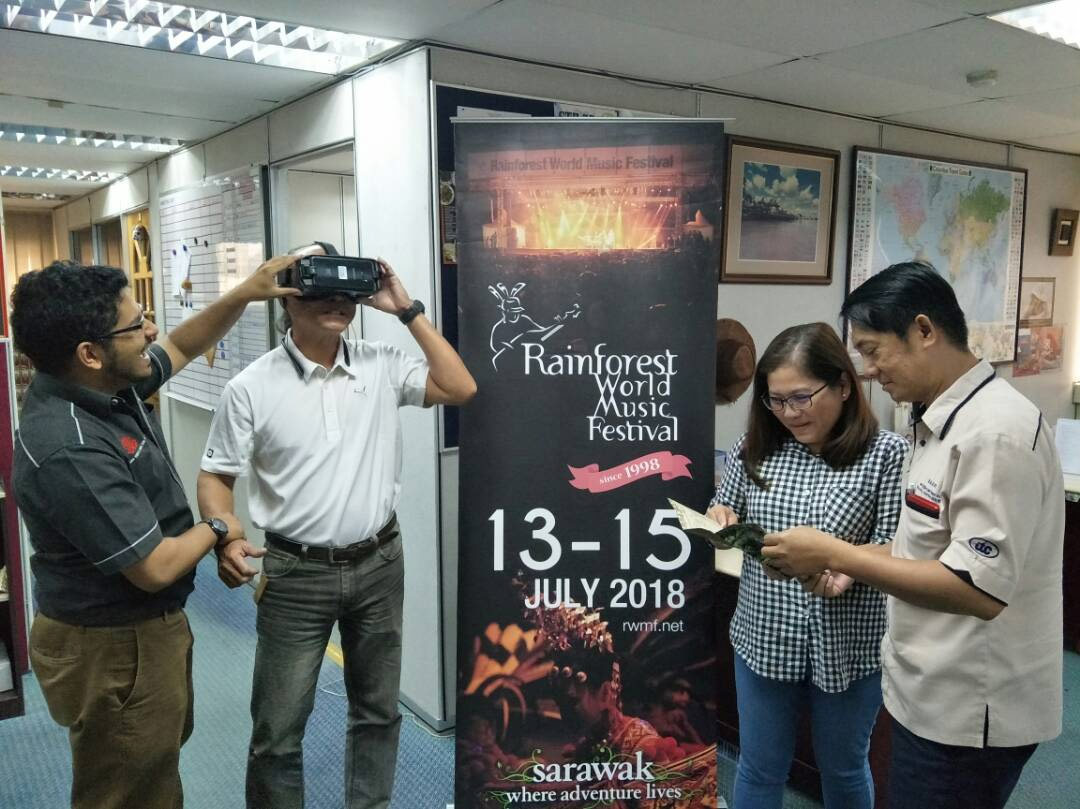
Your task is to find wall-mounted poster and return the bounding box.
[1013,329,1039,377]
[848,147,1027,363]
[721,137,839,284]
[1013,325,1064,377]
[1019,277,1055,326]
[453,118,722,809]
[1034,325,1064,371]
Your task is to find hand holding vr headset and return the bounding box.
[281,241,424,323]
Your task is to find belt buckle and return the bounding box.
[326,546,351,564]
[330,536,375,564]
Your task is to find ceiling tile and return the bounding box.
[540,0,962,58]
[885,98,1080,141]
[712,58,973,117]
[0,95,225,141]
[995,84,1080,120]
[819,17,1080,99]
[0,195,69,210]
[0,30,325,123]
[0,176,111,195]
[203,0,497,40]
[1014,130,1080,154]
[915,1,1036,14]
[0,142,146,173]
[432,0,790,84]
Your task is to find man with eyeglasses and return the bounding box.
[11,256,299,809]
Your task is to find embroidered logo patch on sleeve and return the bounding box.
[968,537,1000,558]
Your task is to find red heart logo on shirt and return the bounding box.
[120,436,139,456]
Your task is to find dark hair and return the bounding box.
[841,260,968,348]
[277,240,341,287]
[742,322,877,487]
[11,261,129,375]
[276,241,342,334]
[277,300,292,335]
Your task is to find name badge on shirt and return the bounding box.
[905,482,941,519]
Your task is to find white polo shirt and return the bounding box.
[883,360,1064,748]
[201,332,428,546]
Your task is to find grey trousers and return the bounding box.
[245,529,405,809]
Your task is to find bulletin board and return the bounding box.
[158,167,272,411]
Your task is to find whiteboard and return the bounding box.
[158,168,271,411]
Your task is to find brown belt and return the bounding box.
[265,515,398,564]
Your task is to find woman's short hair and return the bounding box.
[741,322,877,487]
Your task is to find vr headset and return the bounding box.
[286,241,381,302]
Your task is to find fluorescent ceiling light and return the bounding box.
[0,164,117,182]
[0,122,184,152]
[2,190,72,200]
[990,1,1080,51]
[0,1,402,74]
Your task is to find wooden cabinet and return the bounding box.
[1,488,26,720]
[0,339,25,721]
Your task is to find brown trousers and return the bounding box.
[29,610,195,809]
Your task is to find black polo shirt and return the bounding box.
[13,343,197,626]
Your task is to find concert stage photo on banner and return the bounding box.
[454,118,724,809]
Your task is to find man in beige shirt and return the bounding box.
[763,261,1063,809]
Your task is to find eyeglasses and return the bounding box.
[761,381,830,413]
[96,304,146,341]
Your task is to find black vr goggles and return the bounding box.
[286,241,381,302]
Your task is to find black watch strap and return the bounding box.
[399,299,425,324]
[202,517,229,543]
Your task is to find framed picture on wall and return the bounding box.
[1019,276,1055,326]
[847,147,1027,363]
[1050,208,1078,256]
[720,136,839,284]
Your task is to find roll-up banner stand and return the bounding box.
[454,118,723,809]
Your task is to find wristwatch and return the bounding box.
[201,517,230,543]
[398,299,425,325]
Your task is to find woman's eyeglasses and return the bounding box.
[761,381,830,413]
[96,304,146,341]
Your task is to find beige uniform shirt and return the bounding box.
[883,360,1064,748]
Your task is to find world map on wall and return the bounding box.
[849,150,1026,363]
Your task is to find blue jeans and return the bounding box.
[245,529,406,809]
[888,718,1037,809]
[733,654,882,809]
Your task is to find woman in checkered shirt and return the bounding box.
[708,322,906,809]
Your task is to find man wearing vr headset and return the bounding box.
[197,243,476,809]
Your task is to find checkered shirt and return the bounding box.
[711,429,907,692]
